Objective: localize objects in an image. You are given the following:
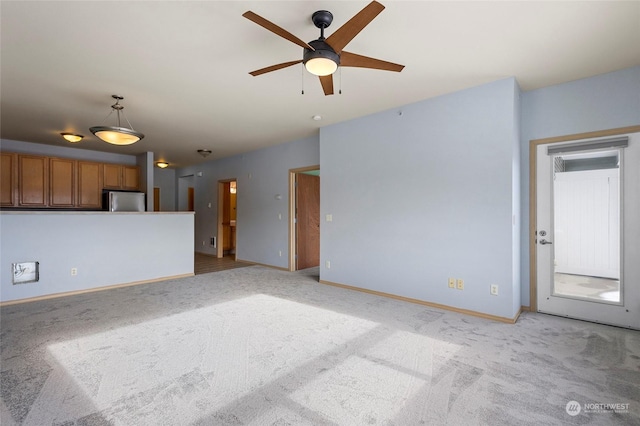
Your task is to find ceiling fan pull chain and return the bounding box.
[339,66,342,95]
[301,63,305,95]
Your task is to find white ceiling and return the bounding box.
[2,1,639,168]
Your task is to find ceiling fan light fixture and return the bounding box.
[90,95,144,146]
[304,57,338,76]
[303,40,339,76]
[61,133,83,143]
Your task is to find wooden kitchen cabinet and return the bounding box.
[49,157,75,207]
[103,164,139,190]
[122,166,139,190]
[18,154,48,207]
[77,161,103,208]
[1,152,17,207]
[1,151,139,209]
[103,163,122,189]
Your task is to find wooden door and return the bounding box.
[153,187,160,211]
[222,182,231,250]
[187,187,194,211]
[18,155,48,207]
[0,153,16,206]
[77,161,102,208]
[49,158,75,207]
[296,173,320,269]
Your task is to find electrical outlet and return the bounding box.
[71,268,78,276]
[456,279,464,290]
[448,278,455,288]
[490,284,499,296]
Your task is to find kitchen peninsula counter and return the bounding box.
[0,211,194,304]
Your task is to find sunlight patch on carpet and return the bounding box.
[289,330,461,424]
[45,294,379,424]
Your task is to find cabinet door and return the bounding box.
[122,166,140,190]
[0,152,16,207]
[103,163,122,189]
[50,158,75,207]
[78,161,103,208]
[19,155,48,207]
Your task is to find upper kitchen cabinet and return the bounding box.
[18,154,48,207]
[77,161,103,209]
[122,166,139,190]
[49,157,75,207]
[0,152,17,207]
[103,164,139,190]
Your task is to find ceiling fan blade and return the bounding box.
[243,11,314,51]
[319,75,334,96]
[325,1,385,54]
[340,51,404,72]
[249,60,302,76]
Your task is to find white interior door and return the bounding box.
[536,132,640,329]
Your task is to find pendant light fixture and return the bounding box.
[90,95,144,145]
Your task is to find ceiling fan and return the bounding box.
[243,0,404,96]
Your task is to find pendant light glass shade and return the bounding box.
[90,126,143,145]
[90,95,144,145]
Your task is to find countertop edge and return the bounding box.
[0,211,195,215]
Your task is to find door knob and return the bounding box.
[539,239,553,245]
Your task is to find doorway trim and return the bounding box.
[217,178,237,259]
[288,165,320,271]
[528,125,640,312]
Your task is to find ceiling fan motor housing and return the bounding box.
[303,39,340,67]
[311,10,333,29]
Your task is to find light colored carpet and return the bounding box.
[1,266,639,425]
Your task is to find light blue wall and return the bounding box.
[0,212,194,303]
[175,136,319,267]
[519,66,640,306]
[320,78,521,319]
[153,167,177,211]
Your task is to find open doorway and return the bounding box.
[289,166,320,271]
[217,179,237,259]
[178,175,195,211]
